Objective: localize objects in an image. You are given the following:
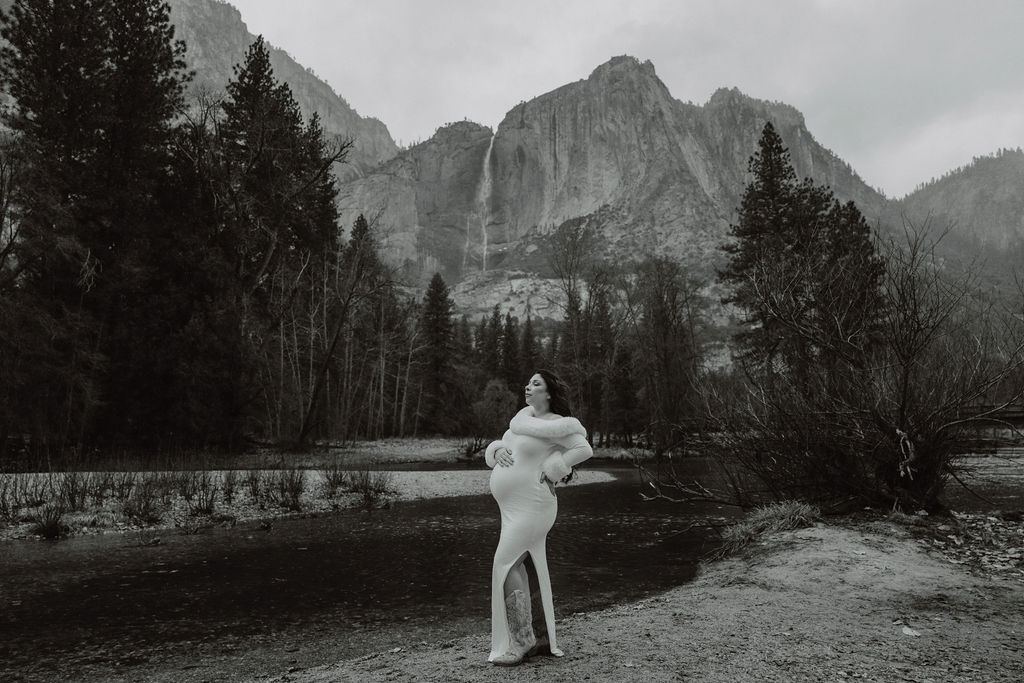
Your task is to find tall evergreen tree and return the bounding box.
[519,314,538,380]
[477,304,503,380]
[418,272,457,434]
[720,121,884,371]
[197,36,349,446]
[500,311,520,387]
[0,0,192,453]
[720,121,799,365]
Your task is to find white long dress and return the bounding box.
[484,407,593,662]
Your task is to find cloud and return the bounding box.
[861,90,1024,197]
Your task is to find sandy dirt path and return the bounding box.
[259,520,1024,683]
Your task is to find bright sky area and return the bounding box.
[233,0,1024,198]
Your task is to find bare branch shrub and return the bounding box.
[187,470,218,516]
[269,467,305,511]
[221,469,238,504]
[244,469,264,505]
[30,503,68,539]
[711,220,1024,512]
[318,457,347,497]
[121,475,163,525]
[345,468,394,510]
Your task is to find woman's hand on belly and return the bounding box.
[495,446,514,467]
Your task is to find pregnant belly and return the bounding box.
[489,462,536,503]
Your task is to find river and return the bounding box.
[0,467,737,682]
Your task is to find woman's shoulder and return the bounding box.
[510,409,586,439]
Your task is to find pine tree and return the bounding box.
[519,314,538,380]
[477,304,503,380]
[720,121,799,364]
[204,37,349,446]
[220,36,310,298]
[418,273,457,434]
[500,311,520,388]
[721,121,884,371]
[0,0,192,452]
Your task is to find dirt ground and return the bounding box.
[260,519,1024,683]
[6,442,1023,682]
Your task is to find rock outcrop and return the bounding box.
[337,56,886,306]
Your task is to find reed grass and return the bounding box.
[718,500,821,557]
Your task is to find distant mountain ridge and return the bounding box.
[897,148,1024,251]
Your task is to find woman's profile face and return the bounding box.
[524,373,549,409]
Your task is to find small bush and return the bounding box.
[57,471,89,512]
[111,471,136,503]
[16,473,50,509]
[221,470,238,504]
[270,468,305,512]
[88,471,113,506]
[346,468,394,510]
[718,500,820,557]
[30,504,69,539]
[244,469,264,504]
[0,474,12,522]
[457,436,488,461]
[188,471,218,516]
[122,479,163,525]
[177,470,198,503]
[319,457,348,497]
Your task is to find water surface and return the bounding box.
[0,468,734,682]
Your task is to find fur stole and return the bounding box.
[509,407,586,441]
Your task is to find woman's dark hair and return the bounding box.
[536,369,577,483]
[537,368,573,417]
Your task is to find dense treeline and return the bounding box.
[0,0,707,465]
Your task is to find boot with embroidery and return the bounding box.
[491,589,537,666]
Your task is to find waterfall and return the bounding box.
[476,134,495,271]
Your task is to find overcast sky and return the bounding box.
[234,0,1024,198]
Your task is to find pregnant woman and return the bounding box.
[484,369,593,666]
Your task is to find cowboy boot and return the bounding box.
[491,589,537,666]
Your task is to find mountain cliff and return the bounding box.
[336,56,887,310]
[0,0,399,176]
[167,0,398,177]
[4,1,1020,317]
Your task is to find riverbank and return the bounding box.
[262,517,1024,683]
[0,438,620,543]
[4,443,1022,682]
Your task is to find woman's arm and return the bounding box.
[541,433,593,481]
[484,430,514,468]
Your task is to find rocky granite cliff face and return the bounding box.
[168,0,397,178]
[336,56,886,305]
[4,1,1019,319]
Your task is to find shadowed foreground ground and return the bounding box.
[263,521,1024,682]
